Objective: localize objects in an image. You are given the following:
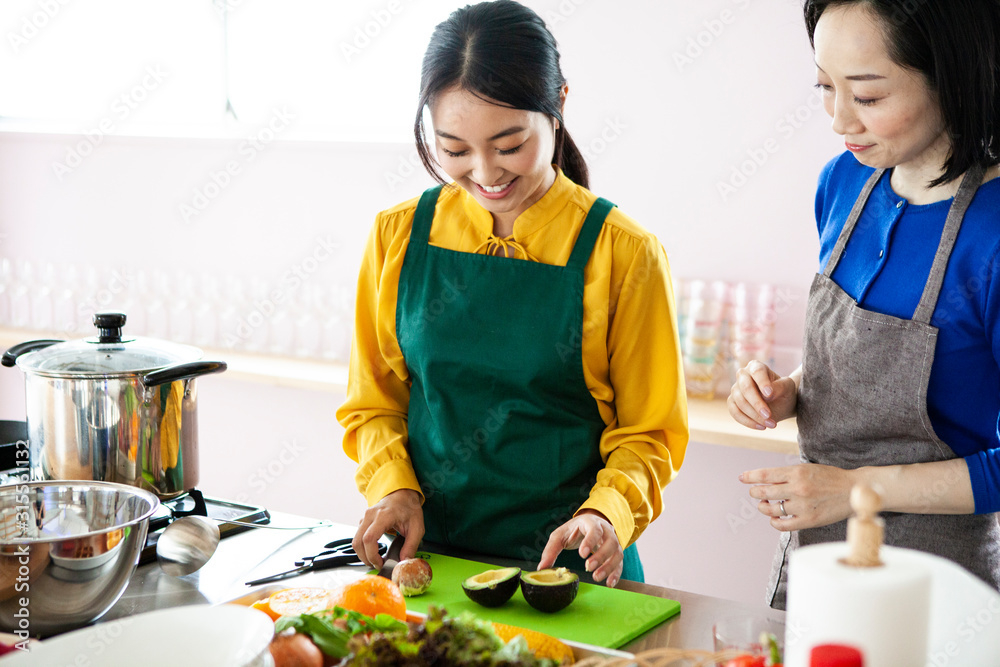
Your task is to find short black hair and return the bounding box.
[414,0,589,188]
[804,0,1000,187]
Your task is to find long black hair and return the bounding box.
[414,0,589,189]
[804,0,1000,187]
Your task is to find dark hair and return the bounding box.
[414,0,589,189]
[804,0,1000,187]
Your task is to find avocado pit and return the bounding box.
[392,557,433,596]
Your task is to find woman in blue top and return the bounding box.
[728,0,1000,609]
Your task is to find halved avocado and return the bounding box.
[461,567,521,607]
[520,567,579,613]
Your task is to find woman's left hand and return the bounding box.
[538,509,624,587]
[740,463,859,531]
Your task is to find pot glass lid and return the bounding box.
[14,313,203,376]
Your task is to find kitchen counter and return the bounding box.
[102,513,783,655]
[0,327,800,455]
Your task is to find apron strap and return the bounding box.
[567,197,616,270]
[824,168,885,277]
[410,185,445,247]
[912,163,987,324]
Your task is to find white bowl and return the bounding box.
[1,604,275,666]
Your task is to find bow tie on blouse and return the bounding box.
[473,235,539,261]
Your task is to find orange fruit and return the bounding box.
[250,598,278,621]
[257,587,333,621]
[329,575,407,621]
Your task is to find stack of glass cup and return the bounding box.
[680,280,729,400]
[0,257,355,362]
[727,282,776,385]
[674,279,777,400]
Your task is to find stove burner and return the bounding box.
[149,489,211,532]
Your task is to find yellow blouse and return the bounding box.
[337,169,689,549]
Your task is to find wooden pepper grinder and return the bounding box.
[843,484,884,568]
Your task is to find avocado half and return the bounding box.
[520,567,580,613]
[461,567,521,607]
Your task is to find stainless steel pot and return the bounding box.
[2,313,226,499]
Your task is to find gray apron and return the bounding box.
[767,163,1000,609]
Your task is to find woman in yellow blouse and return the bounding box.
[337,0,687,587]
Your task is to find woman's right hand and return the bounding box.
[727,360,799,429]
[352,488,425,569]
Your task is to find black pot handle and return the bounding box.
[142,361,228,387]
[2,340,63,368]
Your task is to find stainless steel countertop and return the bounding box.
[104,513,784,653]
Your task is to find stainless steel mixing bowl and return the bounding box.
[0,480,159,637]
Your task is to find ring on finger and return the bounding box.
[779,499,788,517]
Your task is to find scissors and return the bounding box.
[245,537,387,586]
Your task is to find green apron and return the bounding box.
[396,184,643,582]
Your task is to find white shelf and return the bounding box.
[687,397,798,455]
[207,348,348,392]
[0,327,348,392]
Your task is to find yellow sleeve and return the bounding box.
[336,211,424,506]
[576,236,689,548]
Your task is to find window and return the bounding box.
[0,0,462,141]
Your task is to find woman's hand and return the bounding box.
[728,360,800,430]
[740,464,859,531]
[352,489,424,569]
[538,509,624,588]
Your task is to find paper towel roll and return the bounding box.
[785,543,931,667]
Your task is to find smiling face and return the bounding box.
[813,5,949,175]
[429,86,558,232]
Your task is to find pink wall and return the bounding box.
[0,0,844,605]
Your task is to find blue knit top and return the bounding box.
[815,151,1000,514]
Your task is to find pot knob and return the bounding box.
[93,312,127,343]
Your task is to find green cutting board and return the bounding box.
[399,552,681,649]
